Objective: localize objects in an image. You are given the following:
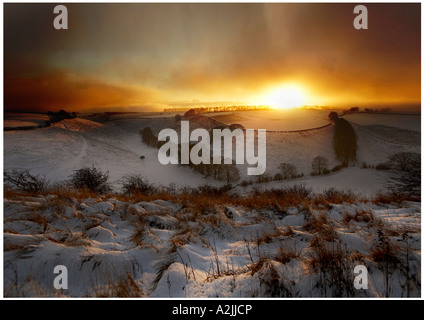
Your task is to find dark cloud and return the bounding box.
[3,3,420,111]
[4,69,159,112]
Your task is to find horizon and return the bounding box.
[4,102,422,115]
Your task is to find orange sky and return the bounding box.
[3,3,421,112]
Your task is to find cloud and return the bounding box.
[3,3,421,111]
[4,69,160,112]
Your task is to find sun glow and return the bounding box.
[262,84,307,109]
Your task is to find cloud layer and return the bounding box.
[4,3,420,112]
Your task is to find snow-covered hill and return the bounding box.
[3,113,420,194]
[3,112,421,298]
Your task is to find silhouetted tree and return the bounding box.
[140,127,158,148]
[389,152,420,172]
[311,156,329,175]
[220,163,240,184]
[333,118,357,166]
[184,109,196,117]
[46,110,75,123]
[328,111,339,122]
[388,153,420,197]
[278,163,297,179]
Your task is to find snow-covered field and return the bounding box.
[3,110,421,297]
[205,109,331,131]
[3,111,420,193]
[4,192,420,297]
[342,113,420,132]
[4,113,49,128]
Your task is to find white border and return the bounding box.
[0,0,422,301]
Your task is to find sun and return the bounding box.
[263,84,307,109]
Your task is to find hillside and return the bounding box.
[3,112,420,194]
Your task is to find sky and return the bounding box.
[3,3,421,113]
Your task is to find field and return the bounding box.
[4,188,421,297]
[3,109,421,297]
[206,109,331,131]
[3,110,420,192]
[342,113,420,132]
[4,113,49,129]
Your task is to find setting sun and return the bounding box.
[262,84,307,109]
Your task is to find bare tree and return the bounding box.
[4,169,49,193]
[219,163,240,184]
[311,156,329,175]
[389,152,420,172]
[278,163,297,179]
[388,152,421,197]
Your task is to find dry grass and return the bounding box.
[305,239,356,297]
[131,225,145,247]
[341,209,374,226]
[46,231,90,247]
[25,212,49,232]
[281,225,295,237]
[4,184,420,297]
[373,192,420,205]
[94,271,145,297]
[276,244,300,264]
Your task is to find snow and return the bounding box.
[342,113,420,132]
[4,117,222,189]
[4,120,40,128]
[4,113,49,128]
[3,194,421,297]
[4,112,419,195]
[206,109,331,131]
[3,111,421,297]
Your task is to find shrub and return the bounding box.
[328,111,338,122]
[220,163,241,184]
[4,168,49,193]
[255,173,272,183]
[120,174,155,196]
[184,109,196,117]
[140,127,158,148]
[376,163,391,170]
[46,110,76,123]
[278,163,298,179]
[69,166,112,194]
[322,188,356,203]
[311,156,329,175]
[240,180,252,187]
[273,173,283,181]
[190,184,232,197]
[331,164,344,172]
